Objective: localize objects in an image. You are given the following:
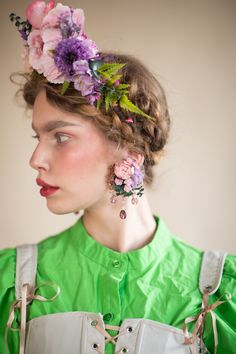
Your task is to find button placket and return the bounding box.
[112,259,121,268]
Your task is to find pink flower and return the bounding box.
[114,159,135,180]
[41,27,62,54]
[25,0,55,29]
[124,178,133,187]
[71,8,85,34]
[40,54,65,83]
[115,178,123,186]
[41,3,85,37]
[41,3,71,28]
[27,30,45,72]
[124,185,132,193]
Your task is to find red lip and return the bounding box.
[36,178,59,197]
[36,178,58,188]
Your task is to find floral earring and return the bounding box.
[109,157,144,219]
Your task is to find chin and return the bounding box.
[46,200,79,215]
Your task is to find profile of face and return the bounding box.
[30,89,124,214]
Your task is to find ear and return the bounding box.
[128,152,144,167]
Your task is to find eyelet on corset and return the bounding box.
[126,326,133,333]
[91,320,98,327]
[121,348,129,353]
[92,343,100,349]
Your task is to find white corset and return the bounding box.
[25,311,201,354]
[6,244,226,354]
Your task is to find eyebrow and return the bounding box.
[31,120,82,133]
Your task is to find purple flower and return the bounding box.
[59,15,81,38]
[87,92,101,105]
[73,60,89,75]
[74,74,95,96]
[54,38,96,77]
[131,167,144,188]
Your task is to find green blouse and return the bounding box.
[0,215,235,354]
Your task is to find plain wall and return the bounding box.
[1,0,236,252]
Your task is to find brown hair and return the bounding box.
[13,53,171,185]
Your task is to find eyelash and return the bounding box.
[31,133,70,144]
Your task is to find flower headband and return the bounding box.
[10,0,154,122]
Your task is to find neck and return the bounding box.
[82,189,157,253]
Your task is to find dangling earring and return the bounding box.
[109,157,144,219]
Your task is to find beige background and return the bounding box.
[1,0,236,252]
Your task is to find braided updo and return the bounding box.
[18,53,171,186]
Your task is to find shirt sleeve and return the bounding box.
[0,247,19,354]
[204,254,236,354]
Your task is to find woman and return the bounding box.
[1,1,235,353]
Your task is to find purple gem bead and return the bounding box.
[120,209,127,219]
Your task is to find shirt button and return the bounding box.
[103,313,113,322]
[112,259,121,268]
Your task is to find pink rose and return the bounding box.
[114,160,135,180]
[41,54,65,83]
[41,3,85,37]
[115,178,123,186]
[124,185,132,193]
[124,178,133,187]
[27,30,45,72]
[41,3,71,28]
[25,0,55,29]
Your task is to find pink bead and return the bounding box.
[110,195,117,204]
[131,196,138,205]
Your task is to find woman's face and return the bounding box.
[30,89,123,214]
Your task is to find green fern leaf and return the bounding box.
[119,95,155,121]
[107,74,122,85]
[98,63,125,78]
[116,84,130,90]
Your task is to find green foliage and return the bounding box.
[97,63,125,78]
[93,62,155,121]
[119,95,155,121]
[61,81,70,95]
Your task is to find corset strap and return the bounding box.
[183,290,231,354]
[4,281,60,354]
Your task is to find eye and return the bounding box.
[32,134,39,140]
[55,133,70,144]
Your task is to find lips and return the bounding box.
[36,178,59,197]
[36,178,58,188]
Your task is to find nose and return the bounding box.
[29,143,50,171]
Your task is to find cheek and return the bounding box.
[55,145,109,182]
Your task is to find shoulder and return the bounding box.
[159,219,204,278]
[0,246,16,289]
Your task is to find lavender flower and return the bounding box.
[73,60,89,75]
[74,74,95,96]
[54,38,95,77]
[59,16,81,38]
[131,167,144,188]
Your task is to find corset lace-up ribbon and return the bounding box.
[93,322,127,354]
[183,290,232,354]
[4,281,60,354]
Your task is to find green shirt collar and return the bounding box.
[70,215,174,272]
